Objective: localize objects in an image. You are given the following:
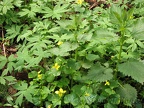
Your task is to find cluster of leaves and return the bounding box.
[0,0,144,108]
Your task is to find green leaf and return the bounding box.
[4,76,16,82]
[108,94,120,104]
[50,95,61,107]
[131,19,144,40]
[77,33,92,42]
[104,103,117,108]
[72,85,83,96]
[24,92,33,103]
[0,56,7,69]
[1,0,14,14]
[64,93,79,106]
[14,81,28,91]
[116,84,137,106]
[15,94,24,106]
[43,4,69,19]
[46,74,55,82]
[56,78,69,87]
[18,9,36,18]
[13,0,23,7]
[28,71,37,78]
[136,40,144,48]
[86,54,100,61]
[6,25,21,39]
[0,76,6,85]
[105,88,115,95]
[83,63,113,82]
[1,69,9,77]
[7,62,16,72]
[81,60,92,69]
[85,94,97,105]
[118,60,144,84]
[95,29,118,44]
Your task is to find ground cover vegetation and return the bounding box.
[0,0,144,107]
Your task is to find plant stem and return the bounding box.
[114,31,125,79]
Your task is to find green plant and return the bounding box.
[0,0,144,107]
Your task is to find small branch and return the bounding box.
[89,2,98,9]
[1,26,6,57]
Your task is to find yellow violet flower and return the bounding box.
[57,41,63,46]
[52,63,60,70]
[105,80,110,86]
[47,104,52,108]
[76,0,84,5]
[85,92,90,96]
[37,71,42,79]
[55,88,66,97]
[38,74,42,79]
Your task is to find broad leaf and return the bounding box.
[118,60,144,83]
[116,84,137,106]
[131,19,144,40]
[64,93,79,106]
[104,103,117,108]
[83,63,113,82]
[95,29,118,44]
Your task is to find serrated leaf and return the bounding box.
[116,84,137,106]
[1,69,9,77]
[0,76,6,85]
[0,60,7,69]
[13,0,23,7]
[95,29,118,44]
[0,56,7,69]
[131,19,144,40]
[83,63,113,82]
[77,33,92,42]
[136,40,144,48]
[118,60,144,83]
[24,92,33,103]
[15,94,24,106]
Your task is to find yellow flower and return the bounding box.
[57,41,63,46]
[85,92,90,96]
[55,88,66,97]
[105,80,110,86]
[76,0,84,5]
[37,71,42,79]
[52,63,60,70]
[47,104,52,108]
[38,74,42,79]
[129,15,133,19]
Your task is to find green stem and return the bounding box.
[74,31,78,61]
[114,31,125,79]
[118,42,123,63]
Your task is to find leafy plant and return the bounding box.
[0,0,144,107]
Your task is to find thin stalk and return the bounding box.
[118,31,125,63]
[118,42,123,63]
[114,31,125,79]
[74,31,78,61]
